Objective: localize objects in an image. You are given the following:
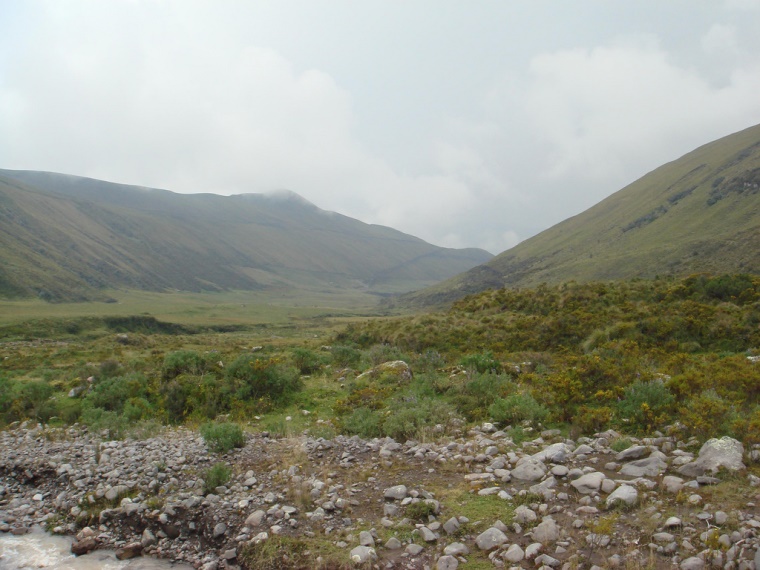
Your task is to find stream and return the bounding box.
[0,529,193,570]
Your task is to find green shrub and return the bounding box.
[204,462,232,494]
[80,408,128,439]
[225,355,301,404]
[200,422,245,453]
[452,372,514,421]
[610,437,633,452]
[489,392,549,426]
[460,351,502,374]
[405,500,437,521]
[342,407,382,438]
[290,348,324,375]
[616,379,674,433]
[83,373,150,415]
[162,350,210,380]
[330,345,361,368]
[382,397,457,440]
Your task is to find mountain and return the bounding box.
[400,123,760,307]
[0,170,492,301]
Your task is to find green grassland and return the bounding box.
[1,274,758,449]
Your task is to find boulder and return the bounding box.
[605,484,638,508]
[618,451,668,477]
[678,437,745,477]
[475,527,508,551]
[350,545,377,564]
[511,458,547,481]
[570,472,605,494]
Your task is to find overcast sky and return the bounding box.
[2,1,760,253]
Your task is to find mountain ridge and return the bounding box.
[0,170,492,301]
[398,122,760,307]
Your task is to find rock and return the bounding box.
[350,545,377,564]
[384,485,408,500]
[531,442,571,463]
[213,523,227,538]
[661,475,684,494]
[444,542,469,556]
[115,542,143,560]
[443,516,460,535]
[359,530,375,547]
[503,543,525,563]
[605,484,638,508]
[475,527,508,551]
[406,544,424,555]
[618,451,668,477]
[570,472,605,494]
[436,555,459,570]
[385,537,402,550]
[678,437,745,477]
[511,458,547,481]
[141,528,157,548]
[356,361,412,383]
[104,485,130,501]
[514,505,537,524]
[615,445,649,461]
[419,526,437,542]
[71,537,98,555]
[245,509,266,527]
[532,517,559,544]
[680,556,705,570]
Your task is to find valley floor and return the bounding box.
[1,421,759,570]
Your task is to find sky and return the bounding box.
[2,1,760,254]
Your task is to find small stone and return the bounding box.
[213,523,227,538]
[444,542,469,556]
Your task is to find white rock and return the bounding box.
[605,484,638,508]
[475,527,508,551]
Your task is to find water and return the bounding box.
[0,529,192,570]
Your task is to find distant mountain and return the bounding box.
[401,123,760,307]
[0,170,492,301]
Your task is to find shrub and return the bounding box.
[200,422,245,453]
[489,392,549,426]
[342,407,382,438]
[679,390,733,441]
[382,397,457,440]
[616,379,674,433]
[290,348,324,375]
[83,373,150,415]
[452,372,514,421]
[162,350,210,380]
[225,355,301,404]
[460,351,502,374]
[575,405,613,434]
[330,345,361,368]
[406,500,437,521]
[204,462,231,494]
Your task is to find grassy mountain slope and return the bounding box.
[0,171,492,301]
[402,123,760,306]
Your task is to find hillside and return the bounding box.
[401,123,760,307]
[0,170,492,301]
